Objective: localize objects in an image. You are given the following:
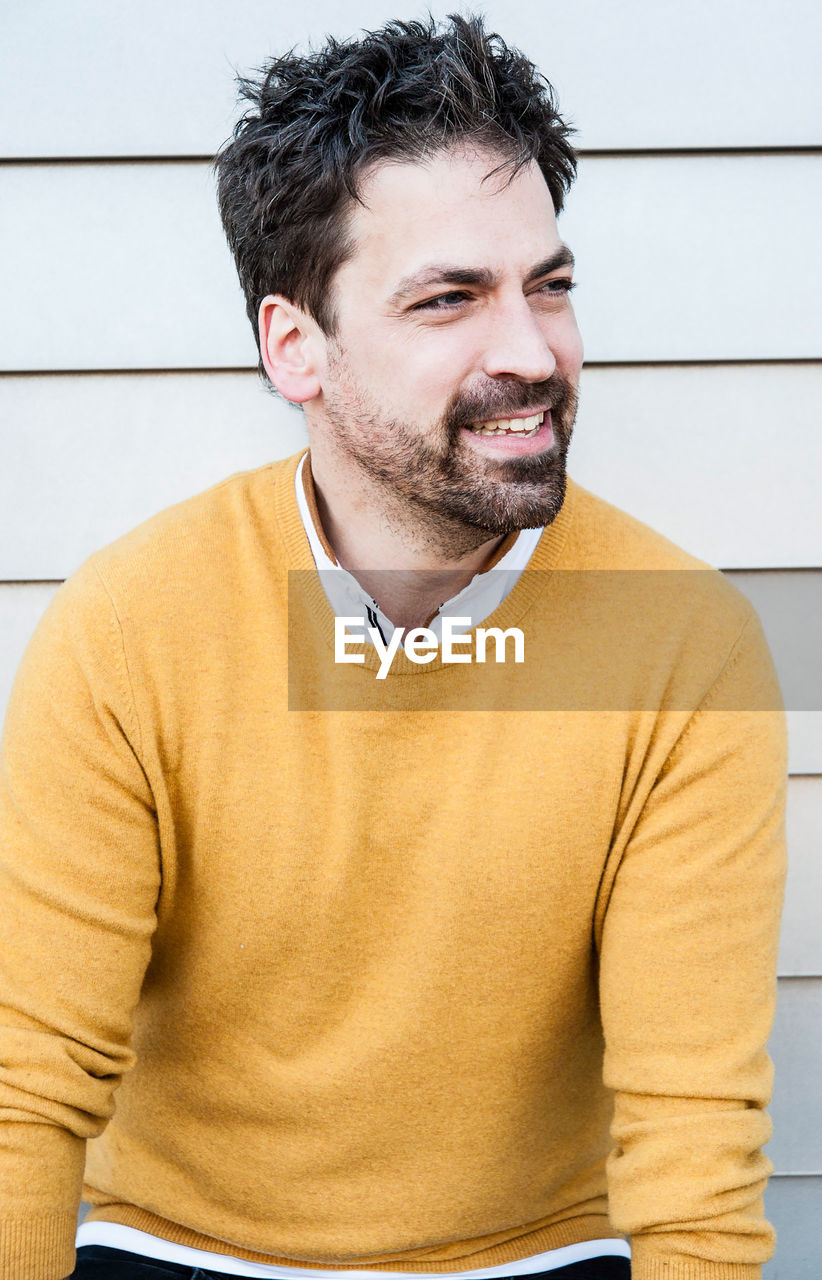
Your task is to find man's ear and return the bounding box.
[258,295,322,403]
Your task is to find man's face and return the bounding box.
[309,144,584,539]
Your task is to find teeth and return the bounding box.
[468,412,544,437]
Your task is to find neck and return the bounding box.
[306,448,510,630]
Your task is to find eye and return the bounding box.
[412,279,577,313]
[414,291,471,312]
[538,277,577,297]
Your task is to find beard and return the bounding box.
[320,346,579,543]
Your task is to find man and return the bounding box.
[0,13,787,1280]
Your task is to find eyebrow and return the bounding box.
[387,245,576,308]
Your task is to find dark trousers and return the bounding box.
[69,1245,631,1279]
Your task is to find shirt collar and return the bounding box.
[294,451,543,641]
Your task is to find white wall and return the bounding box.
[2,3,820,1274]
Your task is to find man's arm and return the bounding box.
[0,560,160,1280]
[598,606,788,1280]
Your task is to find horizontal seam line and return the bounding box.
[1,146,820,164]
[2,359,822,377]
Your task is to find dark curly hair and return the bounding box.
[214,11,577,383]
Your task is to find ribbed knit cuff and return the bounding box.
[631,1258,762,1279]
[0,1212,76,1280]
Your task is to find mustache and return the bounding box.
[447,372,576,430]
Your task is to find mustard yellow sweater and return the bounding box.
[0,454,787,1280]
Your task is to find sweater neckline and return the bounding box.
[271,449,577,678]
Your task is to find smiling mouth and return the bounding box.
[465,411,545,438]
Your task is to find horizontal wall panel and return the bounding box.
[0,373,308,580]
[7,366,474,571]
[723,573,821,715]
[778,778,822,976]
[764,1176,822,1280]
[768,978,822,1174]
[1,365,819,578]
[573,363,822,569]
[1,156,820,371]
[0,164,253,371]
[564,155,822,362]
[0,583,58,729]
[1,1,820,156]
[785,714,822,778]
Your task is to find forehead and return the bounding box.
[337,146,562,296]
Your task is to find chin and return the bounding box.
[444,471,568,536]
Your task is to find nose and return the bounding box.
[479,297,558,384]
